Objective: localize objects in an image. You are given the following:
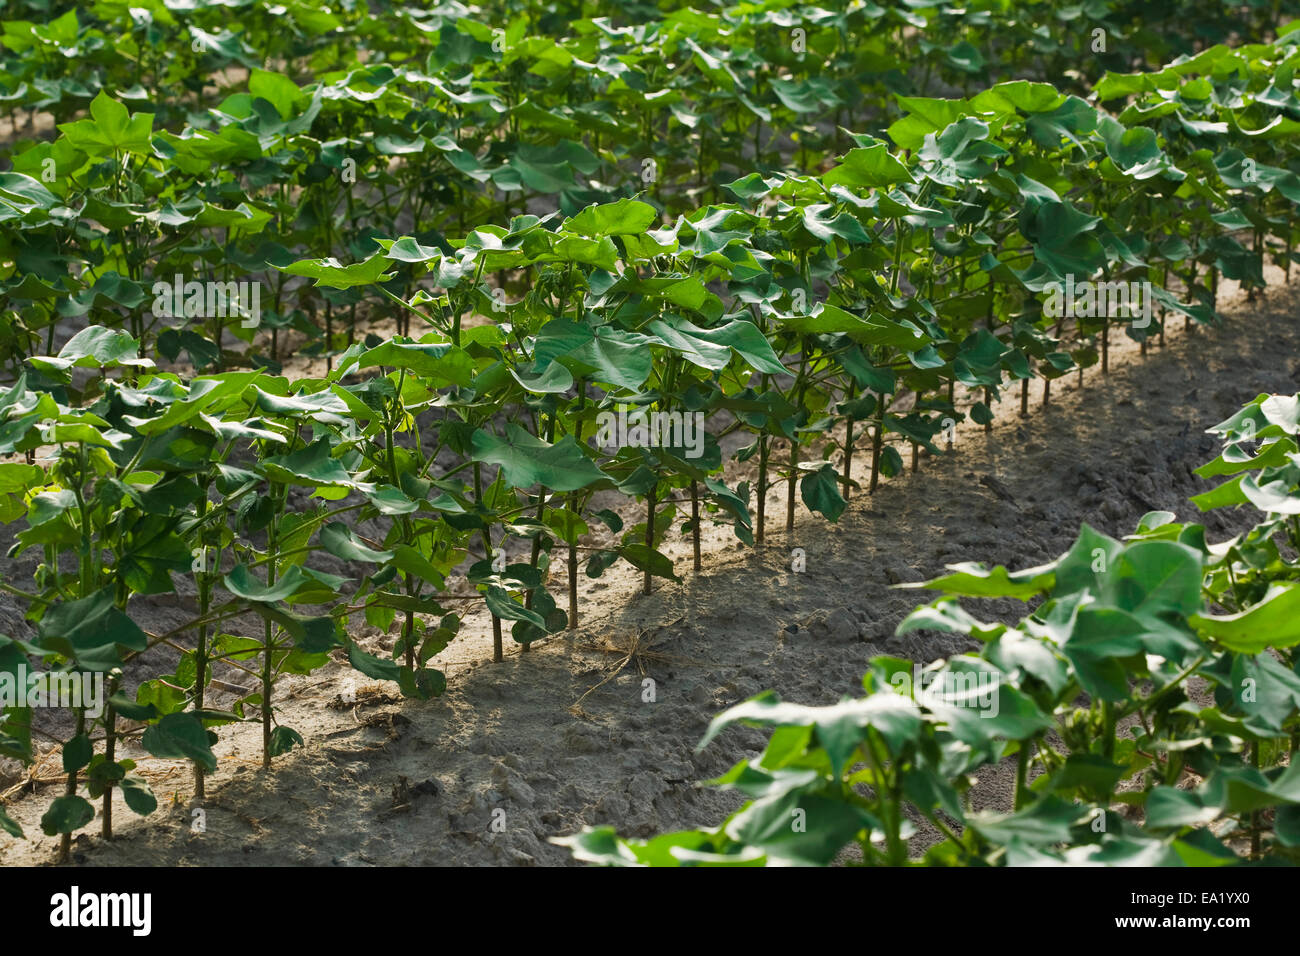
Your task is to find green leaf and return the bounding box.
[786,306,929,351]
[1101,541,1203,618]
[1191,585,1300,653]
[121,775,157,815]
[350,340,474,386]
[1230,653,1300,735]
[800,462,846,522]
[484,586,548,627]
[29,325,154,375]
[249,68,301,119]
[62,733,92,774]
[261,438,375,490]
[1052,524,1124,597]
[684,318,787,375]
[620,543,680,583]
[251,387,350,424]
[971,80,1066,115]
[40,795,95,836]
[471,424,607,492]
[967,797,1087,846]
[918,657,1053,745]
[57,91,153,157]
[0,805,22,838]
[279,254,394,289]
[823,144,915,189]
[321,523,395,563]
[699,691,923,777]
[906,561,1055,600]
[724,791,872,866]
[348,641,400,681]
[268,726,304,757]
[38,589,148,671]
[224,563,312,603]
[888,96,971,151]
[533,321,655,390]
[1240,474,1300,515]
[109,693,158,722]
[141,713,218,772]
[1047,754,1127,798]
[562,199,658,236]
[0,173,59,213]
[1191,475,1249,511]
[1195,437,1296,478]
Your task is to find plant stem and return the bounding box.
[102,697,116,840]
[786,436,798,534]
[522,413,555,652]
[59,709,85,864]
[262,485,280,770]
[194,477,211,800]
[869,396,885,494]
[690,479,701,573]
[474,462,504,663]
[568,377,587,629]
[1014,740,1030,811]
[842,382,856,499]
[643,483,656,596]
[864,731,904,866]
[1252,741,1262,859]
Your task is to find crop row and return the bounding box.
[2,1,1298,371]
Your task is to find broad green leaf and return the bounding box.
[471,424,607,492]
[38,589,147,671]
[562,199,658,236]
[698,691,923,776]
[800,462,846,522]
[141,712,217,773]
[261,438,375,490]
[321,523,394,563]
[279,254,394,289]
[1191,585,1300,653]
[40,795,95,836]
[29,326,153,375]
[57,91,153,157]
[822,145,915,189]
[121,775,158,816]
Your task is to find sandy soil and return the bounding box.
[1,267,1298,866]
